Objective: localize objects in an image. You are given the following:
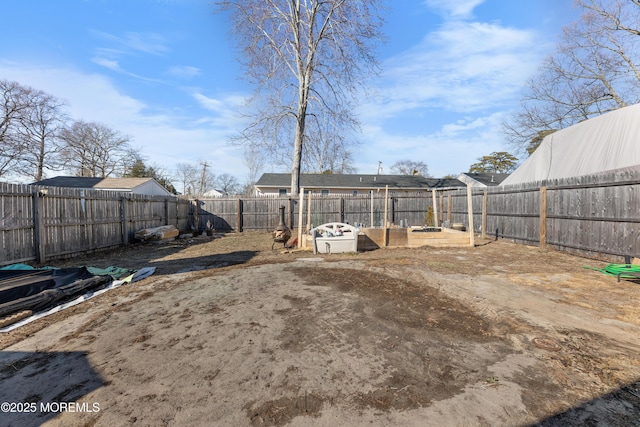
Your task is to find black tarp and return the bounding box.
[0,268,111,317]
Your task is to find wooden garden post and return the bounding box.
[431,189,439,227]
[539,186,547,248]
[467,184,475,247]
[383,185,389,246]
[297,188,304,248]
[481,191,488,238]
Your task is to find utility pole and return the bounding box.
[199,161,208,196]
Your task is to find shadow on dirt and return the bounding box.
[0,351,104,427]
[49,233,258,276]
[532,379,640,426]
[144,250,258,275]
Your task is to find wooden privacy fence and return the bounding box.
[439,166,640,259]
[0,182,191,266]
[3,166,639,265]
[194,190,433,232]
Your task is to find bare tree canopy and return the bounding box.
[175,161,216,197]
[243,142,265,188]
[503,0,640,154]
[59,120,132,178]
[17,89,68,181]
[301,118,357,174]
[469,151,518,174]
[1,80,32,178]
[389,160,430,177]
[216,173,240,195]
[217,0,385,196]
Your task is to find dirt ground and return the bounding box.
[1,232,639,426]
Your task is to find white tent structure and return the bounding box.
[501,103,640,186]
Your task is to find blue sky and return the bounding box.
[0,0,579,184]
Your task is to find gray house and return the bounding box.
[254,173,465,196]
[31,176,174,197]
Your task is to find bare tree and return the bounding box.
[302,113,357,173]
[59,120,132,177]
[175,162,199,196]
[216,173,240,195]
[217,0,385,196]
[0,80,31,178]
[243,142,265,189]
[175,161,216,197]
[16,89,68,181]
[504,0,640,152]
[390,160,430,177]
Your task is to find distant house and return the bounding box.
[254,173,465,196]
[202,189,225,198]
[457,172,510,187]
[31,176,174,197]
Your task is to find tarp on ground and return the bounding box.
[0,265,135,318]
[0,266,156,332]
[501,103,640,186]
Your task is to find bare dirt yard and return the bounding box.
[1,232,639,426]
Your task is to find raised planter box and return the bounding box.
[406,227,470,247]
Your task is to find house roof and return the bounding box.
[255,173,465,190]
[458,172,509,186]
[32,176,165,192]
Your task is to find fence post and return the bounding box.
[481,191,488,238]
[467,184,475,247]
[32,190,45,264]
[306,191,312,232]
[391,196,396,225]
[193,199,199,233]
[121,196,129,245]
[370,190,374,228]
[288,198,295,230]
[297,188,304,248]
[447,194,452,224]
[431,189,439,227]
[540,186,547,248]
[236,198,243,232]
[383,185,389,246]
[164,198,169,226]
[340,197,345,223]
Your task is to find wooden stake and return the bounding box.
[431,189,439,227]
[370,190,374,228]
[383,185,389,246]
[539,186,547,248]
[297,187,304,249]
[467,184,475,247]
[481,191,487,238]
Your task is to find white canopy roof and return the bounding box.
[501,103,640,186]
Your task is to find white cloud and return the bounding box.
[91,57,121,72]
[358,112,508,176]
[363,19,547,123]
[0,61,249,179]
[167,65,201,79]
[423,0,485,19]
[190,91,248,129]
[352,6,551,176]
[91,30,170,56]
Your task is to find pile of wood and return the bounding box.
[134,225,180,242]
